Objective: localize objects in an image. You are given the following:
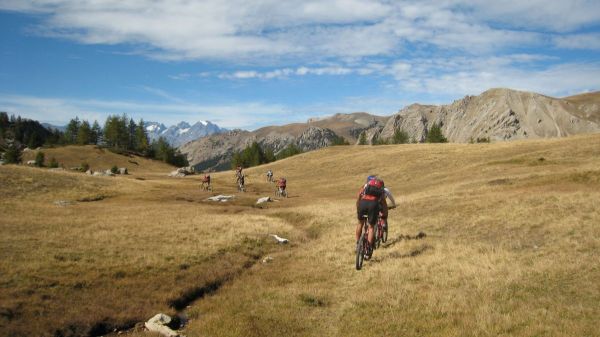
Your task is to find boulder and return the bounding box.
[256,196,272,204]
[86,169,93,175]
[168,167,193,177]
[207,195,234,202]
[118,167,128,175]
[26,160,36,165]
[270,234,289,244]
[144,313,182,337]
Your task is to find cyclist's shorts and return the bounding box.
[357,199,380,225]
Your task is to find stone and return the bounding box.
[270,234,289,244]
[256,196,272,204]
[144,313,183,337]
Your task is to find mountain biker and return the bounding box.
[362,176,396,228]
[237,172,245,190]
[277,177,287,195]
[356,176,388,258]
[266,169,273,182]
[201,174,211,190]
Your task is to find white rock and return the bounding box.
[207,195,234,202]
[270,234,289,244]
[262,256,274,263]
[144,313,182,337]
[256,196,272,204]
[26,160,36,165]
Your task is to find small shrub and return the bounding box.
[392,129,409,144]
[35,151,45,167]
[81,162,90,172]
[111,165,118,174]
[49,157,59,168]
[358,131,367,145]
[4,143,22,164]
[426,123,448,143]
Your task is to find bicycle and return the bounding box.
[373,212,387,249]
[201,183,213,192]
[275,186,287,198]
[355,215,372,270]
[237,180,245,192]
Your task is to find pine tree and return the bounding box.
[64,117,80,144]
[128,118,137,150]
[392,129,409,144]
[91,120,102,145]
[135,119,149,154]
[4,141,22,164]
[358,131,367,145]
[34,151,45,167]
[425,123,448,143]
[76,120,92,145]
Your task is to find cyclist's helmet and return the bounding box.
[366,175,376,183]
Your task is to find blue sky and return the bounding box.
[0,0,599,130]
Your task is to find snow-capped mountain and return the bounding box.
[145,120,225,147]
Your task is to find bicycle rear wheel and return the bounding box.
[355,232,365,270]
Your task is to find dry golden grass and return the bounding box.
[2,134,600,337]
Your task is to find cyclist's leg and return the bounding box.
[366,201,378,246]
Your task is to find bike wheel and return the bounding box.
[382,225,388,243]
[373,224,380,249]
[355,233,365,270]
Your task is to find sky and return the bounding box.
[0,0,599,130]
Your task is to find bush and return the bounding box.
[49,157,59,168]
[392,130,409,144]
[426,123,448,143]
[111,165,118,174]
[35,151,45,167]
[358,132,367,145]
[331,135,349,146]
[4,143,22,164]
[81,162,90,172]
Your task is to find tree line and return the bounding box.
[231,142,304,169]
[0,112,187,167]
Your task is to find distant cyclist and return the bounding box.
[201,173,211,190]
[356,176,388,258]
[266,169,273,182]
[276,177,287,197]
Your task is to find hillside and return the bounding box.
[20,145,177,177]
[181,89,600,172]
[377,88,600,143]
[180,112,388,171]
[1,134,599,337]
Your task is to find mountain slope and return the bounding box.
[377,88,600,143]
[180,112,389,171]
[146,120,225,147]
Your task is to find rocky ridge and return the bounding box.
[180,88,600,171]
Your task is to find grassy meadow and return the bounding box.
[1,135,600,337]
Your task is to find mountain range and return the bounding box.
[145,120,225,147]
[180,88,600,172]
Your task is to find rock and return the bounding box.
[256,196,272,204]
[86,169,93,175]
[54,200,72,207]
[118,167,128,175]
[270,234,289,244]
[207,195,234,202]
[144,313,183,337]
[26,160,36,165]
[104,169,115,176]
[168,167,193,177]
[262,256,274,263]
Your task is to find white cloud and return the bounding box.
[3,0,596,62]
[553,33,600,50]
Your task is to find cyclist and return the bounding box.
[201,174,211,190]
[237,173,245,191]
[277,177,287,196]
[266,169,273,182]
[356,176,388,258]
